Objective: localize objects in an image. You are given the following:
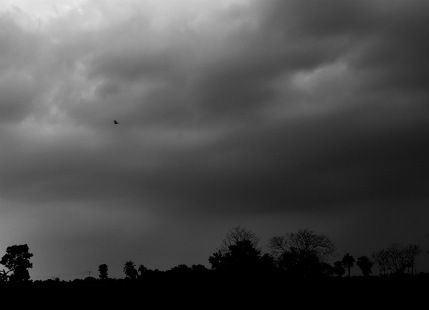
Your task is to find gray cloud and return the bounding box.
[1,0,428,212]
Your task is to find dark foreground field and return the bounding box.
[1,273,427,308]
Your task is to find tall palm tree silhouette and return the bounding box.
[342,253,355,277]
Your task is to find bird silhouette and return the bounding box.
[114,120,119,124]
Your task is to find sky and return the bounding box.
[0,0,428,280]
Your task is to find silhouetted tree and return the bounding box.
[356,256,373,277]
[403,244,422,274]
[386,243,408,274]
[372,249,390,276]
[277,247,327,277]
[123,261,138,279]
[98,264,108,280]
[333,261,345,278]
[269,229,335,262]
[209,227,274,273]
[267,236,289,259]
[0,244,33,283]
[209,239,263,272]
[169,264,192,273]
[372,243,422,275]
[259,253,277,273]
[219,226,260,254]
[0,269,10,282]
[191,264,209,272]
[269,229,335,277]
[138,264,148,278]
[320,262,335,277]
[208,250,224,270]
[341,253,355,277]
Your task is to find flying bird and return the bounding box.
[114,120,119,124]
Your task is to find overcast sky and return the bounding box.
[0,0,428,280]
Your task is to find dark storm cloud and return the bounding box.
[351,2,429,92]
[263,0,376,38]
[1,0,428,218]
[262,0,429,93]
[0,12,46,124]
[2,102,427,216]
[129,104,428,215]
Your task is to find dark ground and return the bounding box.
[1,273,428,308]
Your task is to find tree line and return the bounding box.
[0,227,425,283]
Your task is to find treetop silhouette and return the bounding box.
[0,244,33,283]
